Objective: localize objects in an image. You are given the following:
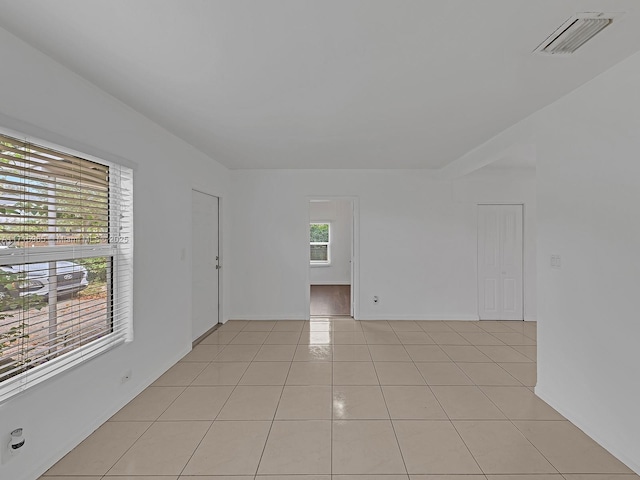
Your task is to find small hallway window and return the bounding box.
[310,223,330,264]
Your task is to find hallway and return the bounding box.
[310,285,351,316]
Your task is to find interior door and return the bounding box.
[478,204,523,320]
[191,190,219,341]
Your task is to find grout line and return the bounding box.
[508,419,562,475]
[100,418,156,477]
[175,354,247,476]
[107,337,234,476]
[251,325,301,476]
[330,328,334,477]
[448,419,491,475]
[177,320,274,478]
[51,320,568,479]
[491,360,531,387]
[368,328,411,477]
[399,332,485,476]
[428,384,486,475]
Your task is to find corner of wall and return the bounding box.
[536,383,639,474]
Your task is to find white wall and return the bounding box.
[229,168,536,321]
[0,27,230,480]
[532,51,640,473]
[310,200,352,285]
[448,49,640,473]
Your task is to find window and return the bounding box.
[0,132,133,402]
[310,222,330,265]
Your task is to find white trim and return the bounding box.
[229,315,307,321]
[352,199,360,319]
[0,335,124,404]
[0,125,134,401]
[0,245,116,265]
[306,196,359,320]
[191,183,225,323]
[190,189,222,341]
[360,314,481,321]
[191,184,225,200]
[0,116,138,171]
[230,314,481,321]
[535,384,640,474]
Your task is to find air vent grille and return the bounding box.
[535,14,615,55]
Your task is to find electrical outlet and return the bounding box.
[373,296,379,304]
[550,255,561,269]
[3,428,26,462]
[121,369,132,384]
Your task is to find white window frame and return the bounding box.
[310,221,331,266]
[0,128,133,403]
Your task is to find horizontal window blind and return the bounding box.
[0,132,133,402]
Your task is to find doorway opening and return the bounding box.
[308,198,357,318]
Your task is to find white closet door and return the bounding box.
[478,205,523,320]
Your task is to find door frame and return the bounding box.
[306,196,360,320]
[191,186,223,343]
[477,203,526,321]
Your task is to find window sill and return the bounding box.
[0,333,125,404]
[310,262,331,268]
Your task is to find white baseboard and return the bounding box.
[359,314,480,321]
[27,346,191,480]
[230,315,306,321]
[535,384,640,475]
[232,314,481,321]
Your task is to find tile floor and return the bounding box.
[41,318,638,480]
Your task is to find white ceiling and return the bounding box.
[1,0,640,170]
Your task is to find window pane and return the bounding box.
[0,136,109,248]
[0,257,110,381]
[0,132,132,401]
[310,244,328,262]
[310,223,329,242]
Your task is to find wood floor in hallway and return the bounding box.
[310,284,351,316]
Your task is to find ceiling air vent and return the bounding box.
[534,13,617,55]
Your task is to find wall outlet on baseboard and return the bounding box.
[2,428,26,463]
[550,255,561,269]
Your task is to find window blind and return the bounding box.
[0,132,133,402]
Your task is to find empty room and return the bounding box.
[0,1,639,480]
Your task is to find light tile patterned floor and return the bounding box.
[41,319,639,480]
